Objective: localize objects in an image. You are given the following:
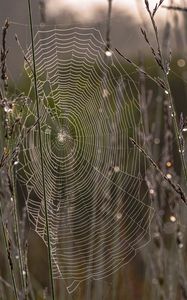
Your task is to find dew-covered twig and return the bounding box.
[0,199,19,299]
[1,19,9,92]
[130,137,187,205]
[142,0,187,184]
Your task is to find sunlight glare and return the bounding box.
[47,0,174,21]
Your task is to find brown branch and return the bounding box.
[162,5,187,12]
[1,19,9,91]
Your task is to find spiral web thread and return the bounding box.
[17,27,154,293]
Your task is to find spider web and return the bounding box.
[17,27,154,293]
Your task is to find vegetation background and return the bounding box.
[1,0,187,299]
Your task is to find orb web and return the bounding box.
[17,27,154,293]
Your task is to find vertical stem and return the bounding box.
[27,0,55,299]
[11,169,27,299]
[146,1,187,183]
[1,17,20,300]
[164,78,187,182]
[0,199,19,300]
[106,0,112,51]
[142,0,187,184]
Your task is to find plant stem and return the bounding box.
[130,138,187,205]
[27,0,55,299]
[11,169,27,299]
[0,199,19,300]
[106,0,112,51]
[144,0,187,184]
[164,78,187,183]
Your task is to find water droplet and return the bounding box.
[183,127,187,132]
[102,89,109,98]
[22,270,26,276]
[4,105,12,113]
[179,149,185,154]
[154,138,160,145]
[166,67,170,75]
[116,212,122,220]
[170,215,176,222]
[105,50,112,57]
[10,197,13,202]
[15,255,19,259]
[178,242,184,249]
[153,232,160,238]
[14,160,19,166]
[45,128,51,134]
[166,161,172,168]
[166,173,172,179]
[165,90,169,95]
[149,189,155,195]
[177,59,186,68]
[114,166,120,173]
